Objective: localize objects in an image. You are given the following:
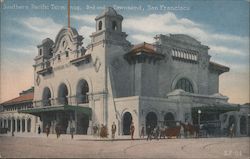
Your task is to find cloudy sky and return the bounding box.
[0,0,249,104]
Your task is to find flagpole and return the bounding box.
[68,0,70,29]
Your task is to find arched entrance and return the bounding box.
[27,118,31,132]
[123,112,132,135]
[22,119,25,132]
[146,112,158,129]
[42,87,51,106]
[12,119,15,132]
[76,80,89,104]
[240,116,247,135]
[164,112,175,127]
[229,115,236,126]
[58,83,68,105]
[8,119,11,131]
[78,114,89,134]
[17,119,20,132]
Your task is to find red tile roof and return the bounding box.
[2,92,34,106]
[130,42,156,54]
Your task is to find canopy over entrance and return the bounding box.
[19,105,92,116]
[191,104,239,124]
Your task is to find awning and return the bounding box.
[18,105,92,116]
[191,104,240,124]
[192,105,240,114]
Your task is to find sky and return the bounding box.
[0,0,249,104]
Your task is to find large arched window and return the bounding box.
[76,79,89,104]
[175,78,194,93]
[42,87,51,106]
[58,83,68,105]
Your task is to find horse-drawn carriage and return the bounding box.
[157,121,200,139]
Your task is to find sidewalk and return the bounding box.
[0,132,140,141]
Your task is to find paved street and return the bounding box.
[0,136,249,158]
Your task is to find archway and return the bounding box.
[228,115,236,132]
[27,118,31,132]
[146,112,158,129]
[123,112,132,135]
[8,119,11,131]
[42,87,51,106]
[58,83,68,105]
[22,119,25,132]
[12,119,15,132]
[76,79,89,104]
[240,116,247,135]
[78,114,89,134]
[175,78,194,93]
[112,21,117,30]
[164,112,175,127]
[17,119,20,132]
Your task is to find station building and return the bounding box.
[0,88,36,134]
[1,7,249,137]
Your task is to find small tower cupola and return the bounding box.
[37,38,54,59]
[95,7,123,32]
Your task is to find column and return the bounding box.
[25,118,28,133]
[15,119,17,132]
[10,119,13,133]
[20,119,23,133]
[6,119,8,129]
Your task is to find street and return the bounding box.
[0,136,249,158]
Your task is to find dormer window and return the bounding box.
[98,21,102,30]
[112,21,117,31]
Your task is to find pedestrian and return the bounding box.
[160,125,165,139]
[97,124,100,137]
[156,126,160,140]
[146,125,152,141]
[140,124,145,138]
[38,125,41,134]
[70,121,75,139]
[130,122,135,140]
[111,122,116,140]
[93,124,98,137]
[12,130,14,137]
[46,124,50,137]
[55,124,60,138]
[229,124,235,138]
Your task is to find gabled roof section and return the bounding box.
[209,61,230,74]
[124,42,165,64]
[130,42,156,54]
[1,92,34,106]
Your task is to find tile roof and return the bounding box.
[130,42,157,54]
[209,61,230,74]
[2,92,34,106]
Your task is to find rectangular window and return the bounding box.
[39,49,42,56]
[58,54,61,60]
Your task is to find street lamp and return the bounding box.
[198,109,201,132]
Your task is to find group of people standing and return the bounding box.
[37,122,75,139]
[93,121,136,140]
